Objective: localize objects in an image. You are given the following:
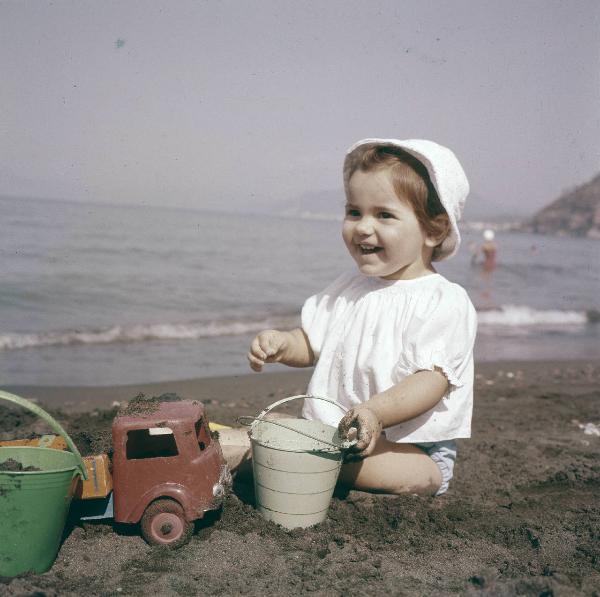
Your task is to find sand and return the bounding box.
[1,360,599,596]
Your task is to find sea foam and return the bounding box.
[0,306,594,351]
[0,314,300,351]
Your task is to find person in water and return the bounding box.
[472,229,497,272]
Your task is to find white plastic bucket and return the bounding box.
[246,395,353,529]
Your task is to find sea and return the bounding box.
[1,196,599,386]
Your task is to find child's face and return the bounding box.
[343,168,437,280]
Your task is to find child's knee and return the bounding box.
[338,450,442,496]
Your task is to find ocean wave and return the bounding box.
[477,305,593,327]
[0,314,300,351]
[1,306,596,352]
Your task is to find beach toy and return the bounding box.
[208,421,231,431]
[240,395,355,529]
[0,390,87,577]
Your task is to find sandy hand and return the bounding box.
[338,406,382,461]
[247,330,288,372]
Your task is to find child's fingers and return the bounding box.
[260,332,286,362]
[248,330,285,371]
[354,431,373,453]
[357,433,379,458]
[247,351,264,372]
[339,408,381,458]
[338,411,356,436]
[262,345,278,359]
[339,416,370,452]
[250,336,268,361]
[255,332,283,358]
[344,433,377,461]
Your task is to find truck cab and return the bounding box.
[79,399,230,548]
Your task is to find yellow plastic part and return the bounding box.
[0,434,68,450]
[209,421,231,431]
[75,454,113,499]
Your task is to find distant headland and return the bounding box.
[519,173,600,239]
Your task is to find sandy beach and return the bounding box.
[1,359,599,596]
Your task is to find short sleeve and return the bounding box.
[394,284,477,388]
[301,272,355,359]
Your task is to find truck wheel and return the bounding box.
[140,499,194,548]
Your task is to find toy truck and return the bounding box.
[73,399,231,548]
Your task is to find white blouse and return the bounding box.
[301,271,477,443]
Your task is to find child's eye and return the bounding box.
[345,208,361,217]
[379,211,395,219]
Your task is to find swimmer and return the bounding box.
[471,229,497,272]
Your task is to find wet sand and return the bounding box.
[1,360,599,596]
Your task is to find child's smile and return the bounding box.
[358,244,383,255]
[343,169,438,280]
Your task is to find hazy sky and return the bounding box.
[2,0,599,218]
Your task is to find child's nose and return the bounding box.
[355,216,375,235]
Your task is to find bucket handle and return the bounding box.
[0,390,87,479]
[238,394,357,451]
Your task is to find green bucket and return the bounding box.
[0,390,87,577]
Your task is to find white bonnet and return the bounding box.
[343,138,470,261]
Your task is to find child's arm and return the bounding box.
[338,368,448,458]
[247,328,314,372]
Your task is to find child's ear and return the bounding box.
[424,214,450,248]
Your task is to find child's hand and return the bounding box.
[247,330,288,372]
[338,406,382,461]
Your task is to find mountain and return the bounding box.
[522,174,600,239]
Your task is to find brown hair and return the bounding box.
[349,146,449,241]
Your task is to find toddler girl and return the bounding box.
[247,138,477,496]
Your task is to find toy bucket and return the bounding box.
[0,390,87,576]
[241,395,354,529]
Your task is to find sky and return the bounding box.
[1,0,599,219]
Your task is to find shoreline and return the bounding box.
[3,359,599,416]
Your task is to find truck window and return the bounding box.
[194,418,211,451]
[126,428,178,459]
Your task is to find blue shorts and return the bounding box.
[415,440,457,496]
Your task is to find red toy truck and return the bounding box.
[75,399,230,548]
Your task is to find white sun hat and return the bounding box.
[343,138,470,261]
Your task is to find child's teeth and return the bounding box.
[360,245,380,253]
